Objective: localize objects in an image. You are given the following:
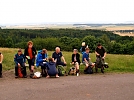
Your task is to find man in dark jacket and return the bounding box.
[72,49,80,76]
[14,49,27,78]
[95,43,106,73]
[46,57,59,78]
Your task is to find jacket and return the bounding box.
[14,54,26,65]
[72,53,81,65]
[36,52,48,67]
[46,62,57,75]
[24,47,37,58]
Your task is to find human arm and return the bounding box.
[102,47,106,59]
[77,53,81,65]
[44,54,48,61]
[61,56,66,64]
[33,47,37,55]
[102,52,106,59]
[95,51,100,56]
[37,54,44,63]
[0,54,3,63]
[72,54,74,64]
[52,52,55,62]
[24,48,27,57]
[84,58,88,64]
[14,55,20,66]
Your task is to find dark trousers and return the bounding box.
[0,64,2,76]
[15,63,27,76]
[39,63,47,77]
[28,58,35,71]
[56,62,66,66]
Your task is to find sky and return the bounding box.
[0,0,134,25]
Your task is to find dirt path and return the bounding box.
[0,73,134,100]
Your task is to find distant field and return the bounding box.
[0,48,134,73]
[2,24,134,36]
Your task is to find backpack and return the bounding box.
[68,67,76,75]
[30,72,41,79]
[84,66,93,74]
[18,66,23,78]
[57,65,65,76]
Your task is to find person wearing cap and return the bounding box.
[14,49,27,78]
[24,41,37,74]
[36,49,48,77]
[82,48,95,72]
[95,43,106,73]
[0,52,3,78]
[71,49,80,76]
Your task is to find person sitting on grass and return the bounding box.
[82,48,95,73]
[0,52,3,78]
[14,49,27,78]
[36,49,48,77]
[52,47,67,75]
[71,49,81,76]
[46,57,59,78]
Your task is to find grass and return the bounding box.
[0,48,134,73]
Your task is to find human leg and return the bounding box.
[28,59,32,71]
[89,61,95,68]
[83,61,89,70]
[75,62,79,75]
[31,58,35,72]
[20,63,27,77]
[40,63,47,77]
[15,64,18,78]
[0,64,2,77]
[28,58,35,73]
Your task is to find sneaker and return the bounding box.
[15,76,18,78]
[76,73,79,76]
[56,75,59,78]
[23,76,27,78]
[0,75,2,78]
[101,69,104,73]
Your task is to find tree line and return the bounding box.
[0,29,134,54]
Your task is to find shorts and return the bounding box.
[83,61,93,66]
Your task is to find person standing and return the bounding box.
[80,42,86,54]
[0,52,3,78]
[24,41,37,75]
[95,43,106,73]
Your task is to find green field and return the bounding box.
[0,48,134,73]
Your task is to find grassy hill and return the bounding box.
[0,48,134,73]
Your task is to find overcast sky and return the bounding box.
[0,0,134,25]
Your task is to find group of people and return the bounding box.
[0,41,106,78]
[14,41,67,78]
